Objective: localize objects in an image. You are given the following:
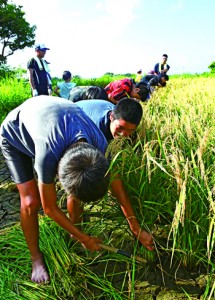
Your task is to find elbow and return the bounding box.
[43,205,57,218]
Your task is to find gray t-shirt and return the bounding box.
[0,96,107,183]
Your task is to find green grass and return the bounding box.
[0,77,31,123]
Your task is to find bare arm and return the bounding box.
[53,86,60,97]
[28,68,36,90]
[110,177,154,251]
[107,94,118,104]
[38,182,102,251]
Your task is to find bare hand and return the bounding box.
[136,230,154,251]
[81,236,102,251]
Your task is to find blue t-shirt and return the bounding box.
[76,100,115,141]
[57,81,76,99]
[0,96,108,183]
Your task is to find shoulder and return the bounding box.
[69,86,90,102]
[27,58,35,68]
[118,78,133,87]
[77,100,114,115]
[57,81,63,87]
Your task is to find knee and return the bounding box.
[20,196,41,213]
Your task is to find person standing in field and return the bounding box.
[149,54,170,76]
[27,44,52,97]
[53,71,76,99]
[135,69,143,82]
[0,95,154,284]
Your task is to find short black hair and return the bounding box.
[162,54,168,58]
[58,142,110,203]
[136,82,150,102]
[63,71,72,80]
[83,86,108,100]
[161,74,169,81]
[112,97,143,126]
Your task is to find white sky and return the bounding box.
[7,0,215,78]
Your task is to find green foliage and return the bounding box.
[0,0,36,64]
[0,77,31,123]
[208,61,215,73]
[0,64,16,78]
[52,73,134,90]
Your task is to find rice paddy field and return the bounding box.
[0,74,215,299]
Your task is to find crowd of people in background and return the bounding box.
[27,44,170,103]
[0,43,171,284]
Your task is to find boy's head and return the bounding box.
[159,74,169,85]
[63,71,72,81]
[109,97,143,138]
[130,82,149,102]
[35,44,49,58]
[82,86,108,100]
[162,54,168,62]
[58,142,110,203]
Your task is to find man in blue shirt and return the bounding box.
[76,97,143,141]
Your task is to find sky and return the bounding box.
[6,0,215,78]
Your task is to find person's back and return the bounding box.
[1,96,108,183]
[76,97,143,141]
[76,100,115,141]
[69,86,108,102]
[54,71,76,99]
[57,81,76,99]
[68,86,91,102]
[104,78,149,103]
[104,78,134,103]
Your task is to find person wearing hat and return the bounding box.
[53,70,76,99]
[27,44,52,97]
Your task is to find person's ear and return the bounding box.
[134,87,140,93]
[110,112,114,121]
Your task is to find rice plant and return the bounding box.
[1,74,215,298]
